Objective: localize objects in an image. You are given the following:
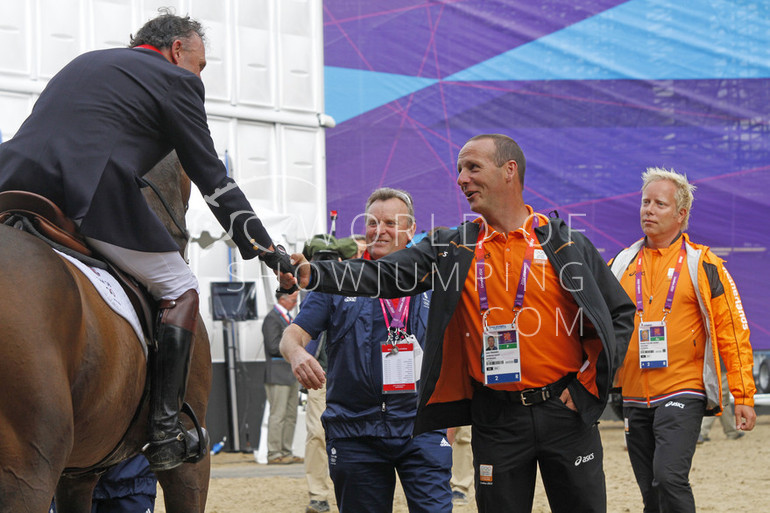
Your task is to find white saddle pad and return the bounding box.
[55,249,147,352]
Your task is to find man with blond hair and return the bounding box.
[609,167,756,513]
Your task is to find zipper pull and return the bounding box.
[648,295,653,305]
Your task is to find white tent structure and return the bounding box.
[0,0,330,449]
[0,0,330,357]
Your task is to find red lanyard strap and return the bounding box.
[475,216,540,315]
[276,306,291,324]
[634,237,686,320]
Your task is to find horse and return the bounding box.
[0,151,212,512]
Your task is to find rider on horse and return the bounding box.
[0,10,292,471]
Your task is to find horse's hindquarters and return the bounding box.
[0,227,86,509]
[0,227,147,505]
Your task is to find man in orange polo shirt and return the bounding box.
[291,134,635,513]
[610,168,756,513]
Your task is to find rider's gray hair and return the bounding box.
[129,8,205,49]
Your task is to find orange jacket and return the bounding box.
[610,233,755,412]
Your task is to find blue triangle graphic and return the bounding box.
[325,66,437,124]
[446,0,770,81]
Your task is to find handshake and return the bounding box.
[255,242,310,294]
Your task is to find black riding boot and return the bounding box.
[143,289,209,471]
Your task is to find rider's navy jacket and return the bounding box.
[294,290,432,439]
[0,47,270,256]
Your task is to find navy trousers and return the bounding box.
[327,431,453,513]
[50,455,156,513]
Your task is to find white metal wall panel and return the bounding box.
[279,33,314,111]
[236,0,274,107]
[205,116,231,162]
[235,121,275,207]
[92,0,133,49]
[235,122,283,218]
[191,0,230,101]
[281,0,312,36]
[282,126,323,241]
[0,2,30,75]
[141,0,183,21]
[0,92,33,143]
[278,0,318,111]
[38,0,83,79]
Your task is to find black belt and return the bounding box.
[472,373,575,406]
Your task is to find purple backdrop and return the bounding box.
[323,0,770,350]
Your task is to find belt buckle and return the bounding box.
[520,388,542,406]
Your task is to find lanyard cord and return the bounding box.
[475,216,540,319]
[379,297,411,330]
[634,236,686,322]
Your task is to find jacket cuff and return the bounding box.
[304,264,319,290]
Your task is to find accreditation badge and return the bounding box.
[638,321,668,369]
[483,324,521,385]
[533,248,548,264]
[381,332,416,393]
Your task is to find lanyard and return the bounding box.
[275,306,291,324]
[475,216,540,316]
[634,237,686,322]
[379,297,411,330]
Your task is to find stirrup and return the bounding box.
[180,401,208,464]
[142,402,209,471]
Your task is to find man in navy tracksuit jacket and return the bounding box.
[281,188,452,513]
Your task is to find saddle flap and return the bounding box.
[103,260,157,345]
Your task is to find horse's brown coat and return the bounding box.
[0,151,212,512]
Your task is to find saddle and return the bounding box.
[0,190,155,341]
[0,190,92,255]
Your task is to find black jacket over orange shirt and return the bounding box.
[307,217,636,432]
